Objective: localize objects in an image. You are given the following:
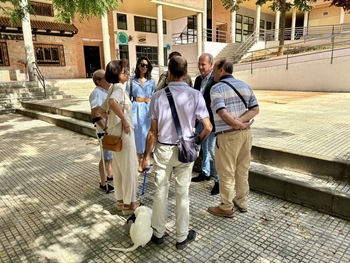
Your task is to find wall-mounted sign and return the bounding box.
[137,34,146,44]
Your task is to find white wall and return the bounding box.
[234,49,350,92]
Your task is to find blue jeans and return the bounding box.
[195,123,219,182]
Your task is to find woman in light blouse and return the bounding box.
[101,59,138,216]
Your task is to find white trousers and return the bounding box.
[110,123,138,205]
[151,143,194,243]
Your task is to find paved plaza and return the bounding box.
[1,111,350,262]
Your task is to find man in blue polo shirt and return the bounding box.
[208,58,259,218]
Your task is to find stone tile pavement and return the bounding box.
[1,113,350,263]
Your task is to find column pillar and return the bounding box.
[291,9,296,40]
[275,11,280,41]
[101,13,111,67]
[340,8,345,25]
[231,10,236,43]
[156,4,164,72]
[197,12,203,56]
[303,11,309,36]
[255,5,261,41]
[203,0,207,42]
[21,0,35,81]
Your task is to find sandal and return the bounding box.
[122,202,139,216]
[116,200,124,212]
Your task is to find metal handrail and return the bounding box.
[32,61,46,99]
[234,36,350,74]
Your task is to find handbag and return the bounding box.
[164,87,200,163]
[102,90,125,152]
[102,134,122,152]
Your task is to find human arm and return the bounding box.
[237,106,260,124]
[108,98,131,134]
[217,108,252,130]
[197,117,212,142]
[92,107,107,130]
[142,119,158,169]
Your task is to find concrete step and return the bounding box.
[21,100,91,122]
[249,162,350,220]
[16,108,95,138]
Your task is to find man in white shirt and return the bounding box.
[89,69,114,192]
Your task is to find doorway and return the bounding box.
[84,46,101,78]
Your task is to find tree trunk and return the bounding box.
[277,0,287,56]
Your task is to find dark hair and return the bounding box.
[105,59,129,84]
[135,56,153,79]
[168,56,187,78]
[168,51,181,60]
[216,58,233,74]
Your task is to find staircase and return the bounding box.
[0,79,95,114]
[215,32,257,63]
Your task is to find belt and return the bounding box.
[134,97,150,103]
[158,141,177,146]
[215,128,250,136]
[215,128,238,136]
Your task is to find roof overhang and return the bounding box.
[0,16,78,37]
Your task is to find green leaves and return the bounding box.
[0,0,122,25]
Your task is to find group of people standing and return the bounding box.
[89,51,259,249]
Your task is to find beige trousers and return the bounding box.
[215,129,252,210]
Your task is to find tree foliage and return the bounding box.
[325,0,350,10]
[0,0,122,25]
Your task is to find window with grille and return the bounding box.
[34,44,65,66]
[0,42,10,66]
[30,1,54,17]
[134,16,166,34]
[117,13,127,30]
[135,46,167,66]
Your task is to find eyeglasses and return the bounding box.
[120,69,130,75]
[140,63,148,68]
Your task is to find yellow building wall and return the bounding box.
[309,6,342,26]
[213,0,231,42]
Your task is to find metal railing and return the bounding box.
[234,34,350,74]
[260,22,350,44]
[32,61,46,98]
[172,27,228,45]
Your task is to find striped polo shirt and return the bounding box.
[210,75,258,133]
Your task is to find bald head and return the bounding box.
[168,56,188,80]
[92,69,105,86]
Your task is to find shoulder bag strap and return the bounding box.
[129,76,133,101]
[165,87,183,142]
[220,80,248,109]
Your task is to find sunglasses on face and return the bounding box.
[140,63,148,68]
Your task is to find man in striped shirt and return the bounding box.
[208,58,259,218]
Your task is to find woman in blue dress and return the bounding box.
[127,56,156,172]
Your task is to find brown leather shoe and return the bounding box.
[208,206,234,218]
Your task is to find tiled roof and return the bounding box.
[0,16,78,34]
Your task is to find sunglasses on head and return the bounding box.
[140,63,148,68]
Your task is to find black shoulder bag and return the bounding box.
[164,87,200,163]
